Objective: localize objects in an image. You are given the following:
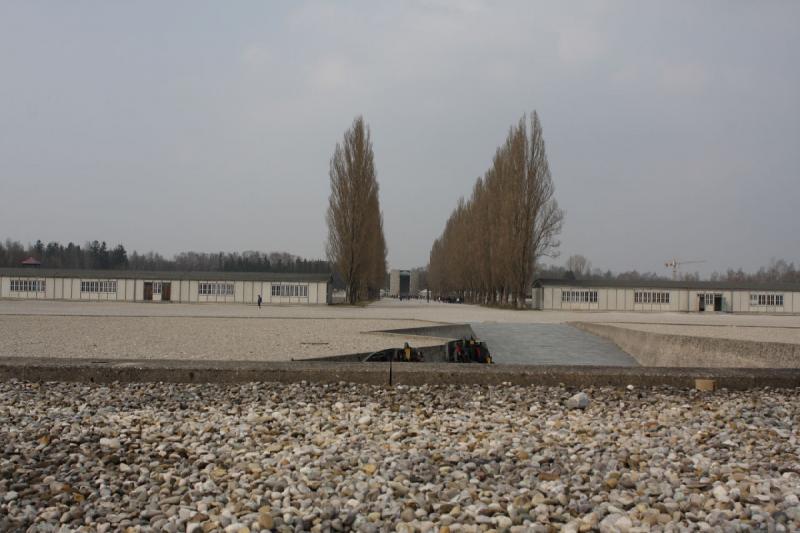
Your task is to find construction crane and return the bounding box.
[664,259,706,280]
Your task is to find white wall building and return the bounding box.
[0,269,332,305]
[533,278,800,314]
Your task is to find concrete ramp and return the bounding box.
[471,323,638,366]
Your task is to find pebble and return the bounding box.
[99,437,121,449]
[0,380,797,531]
[566,391,590,409]
[400,507,415,522]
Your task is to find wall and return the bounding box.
[535,284,800,315]
[544,286,680,312]
[2,357,799,389]
[0,275,52,300]
[574,322,800,368]
[389,270,400,297]
[1,275,329,305]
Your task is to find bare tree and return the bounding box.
[523,112,563,305]
[565,254,592,279]
[326,116,387,304]
[428,111,563,307]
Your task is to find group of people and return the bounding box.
[451,337,492,364]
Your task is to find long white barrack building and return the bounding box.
[0,268,332,305]
[533,278,800,314]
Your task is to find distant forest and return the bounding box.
[0,239,331,274]
[540,254,800,284]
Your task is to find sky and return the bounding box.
[1,1,798,277]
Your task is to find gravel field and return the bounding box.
[2,300,800,363]
[3,299,800,328]
[0,316,445,361]
[603,323,800,345]
[1,380,798,532]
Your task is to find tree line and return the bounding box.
[427,112,564,307]
[326,116,388,304]
[0,239,330,273]
[707,259,800,283]
[546,254,800,284]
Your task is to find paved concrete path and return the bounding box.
[470,323,638,366]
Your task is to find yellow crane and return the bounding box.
[664,258,706,280]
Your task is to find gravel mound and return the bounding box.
[1,381,798,532]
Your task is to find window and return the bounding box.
[81,280,117,293]
[198,283,234,296]
[10,279,45,292]
[634,291,670,304]
[271,283,309,298]
[751,293,784,307]
[153,282,162,294]
[561,290,597,303]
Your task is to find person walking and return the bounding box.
[257,294,262,309]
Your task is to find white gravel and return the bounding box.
[1,299,799,362]
[0,316,446,361]
[3,298,800,327]
[1,380,798,532]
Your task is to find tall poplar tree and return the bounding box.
[428,111,563,307]
[326,116,387,304]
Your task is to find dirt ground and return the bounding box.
[4,298,800,326]
[0,315,450,361]
[1,299,798,361]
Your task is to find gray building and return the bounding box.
[533,278,800,314]
[0,268,332,305]
[389,269,420,298]
[389,269,410,298]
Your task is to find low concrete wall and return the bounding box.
[572,322,800,368]
[375,323,476,341]
[1,357,799,390]
[0,358,389,385]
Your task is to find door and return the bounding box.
[698,294,705,312]
[714,295,722,311]
[144,282,153,301]
[162,282,171,302]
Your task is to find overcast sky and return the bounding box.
[1,1,798,276]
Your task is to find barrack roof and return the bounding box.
[0,268,331,283]
[533,278,800,292]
